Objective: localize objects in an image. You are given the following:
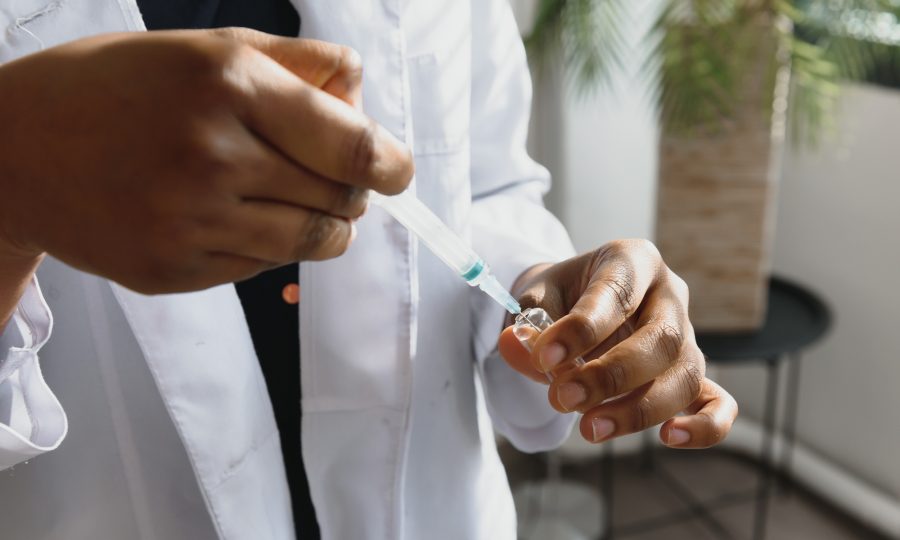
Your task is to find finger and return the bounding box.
[195,252,276,287]
[114,252,275,295]
[498,327,550,384]
[239,52,413,195]
[660,378,738,449]
[146,252,275,294]
[576,350,705,443]
[238,137,369,219]
[210,28,363,105]
[548,287,690,412]
[532,241,662,372]
[210,202,355,263]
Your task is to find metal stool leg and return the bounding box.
[780,353,803,493]
[753,356,781,540]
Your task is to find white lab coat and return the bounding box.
[0,0,577,539]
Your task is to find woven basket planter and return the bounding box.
[655,21,791,332]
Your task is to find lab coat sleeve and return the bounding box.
[469,0,578,453]
[0,276,67,470]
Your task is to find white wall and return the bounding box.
[525,0,660,252]
[716,83,900,499]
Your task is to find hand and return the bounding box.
[498,239,738,449]
[0,28,413,294]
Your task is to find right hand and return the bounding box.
[0,28,413,294]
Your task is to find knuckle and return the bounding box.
[634,396,654,433]
[212,30,256,61]
[601,274,637,318]
[344,119,379,181]
[334,233,353,257]
[636,238,661,259]
[178,37,239,84]
[209,26,253,42]
[331,222,354,257]
[598,360,628,398]
[294,212,329,258]
[601,239,628,256]
[566,311,602,350]
[392,148,416,194]
[330,185,368,218]
[296,213,345,260]
[660,267,691,311]
[652,323,685,366]
[602,238,656,259]
[676,361,704,404]
[180,38,256,108]
[336,45,364,81]
[668,271,690,300]
[373,147,415,196]
[698,410,726,446]
[614,238,661,263]
[348,189,370,218]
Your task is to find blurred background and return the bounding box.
[501,1,900,539]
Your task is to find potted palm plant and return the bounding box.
[525,0,900,330]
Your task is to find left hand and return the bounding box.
[498,239,738,449]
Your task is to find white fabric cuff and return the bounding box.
[469,186,575,365]
[480,350,576,453]
[0,276,66,470]
[468,186,577,453]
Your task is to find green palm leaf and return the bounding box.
[525,0,900,146]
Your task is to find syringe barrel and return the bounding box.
[371,190,523,315]
[370,191,480,275]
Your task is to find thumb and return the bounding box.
[210,27,363,106]
[498,326,549,384]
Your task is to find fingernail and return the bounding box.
[557,382,587,411]
[667,428,691,446]
[540,342,567,371]
[591,418,615,442]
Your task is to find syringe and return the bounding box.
[370,190,522,315]
[371,190,585,377]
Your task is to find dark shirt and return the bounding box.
[138,0,299,33]
[136,1,318,538]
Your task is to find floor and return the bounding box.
[499,443,889,540]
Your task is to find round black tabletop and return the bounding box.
[696,277,832,363]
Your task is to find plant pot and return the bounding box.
[655,21,790,332]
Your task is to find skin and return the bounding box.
[499,240,739,449]
[0,28,734,450]
[0,28,414,328]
